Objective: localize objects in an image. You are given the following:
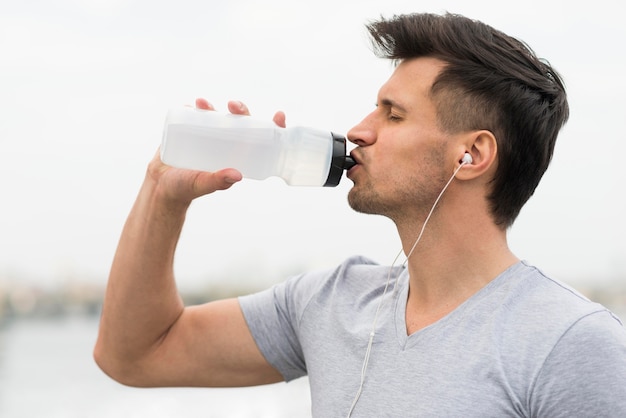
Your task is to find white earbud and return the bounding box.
[461,153,473,165]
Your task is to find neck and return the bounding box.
[394,201,519,334]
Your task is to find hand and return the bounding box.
[196,98,287,129]
[147,98,286,206]
[196,99,286,128]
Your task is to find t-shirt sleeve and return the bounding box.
[530,310,626,417]
[238,256,377,383]
[238,265,334,382]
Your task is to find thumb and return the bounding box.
[190,168,243,196]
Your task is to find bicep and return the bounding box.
[142,298,283,388]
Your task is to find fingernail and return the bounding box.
[224,171,242,184]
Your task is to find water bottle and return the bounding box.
[160,107,356,187]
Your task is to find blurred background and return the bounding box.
[1,0,624,416]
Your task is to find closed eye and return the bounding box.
[374,103,403,122]
[376,99,405,122]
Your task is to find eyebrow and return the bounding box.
[379,98,408,114]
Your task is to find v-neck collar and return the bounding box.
[393,261,526,349]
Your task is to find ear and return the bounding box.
[454,130,497,180]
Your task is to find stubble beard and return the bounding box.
[347,167,450,222]
[347,184,387,216]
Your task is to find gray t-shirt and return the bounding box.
[239,256,626,417]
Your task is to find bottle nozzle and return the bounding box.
[343,155,356,170]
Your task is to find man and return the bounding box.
[94,13,626,417]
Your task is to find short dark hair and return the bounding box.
[367,13,569,228]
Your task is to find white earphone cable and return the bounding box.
[403,161,467,264]
[346,160,469,417]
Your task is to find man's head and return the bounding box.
[365,13,569,228]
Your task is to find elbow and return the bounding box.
[93,340,130,386]
[93,339,153,388]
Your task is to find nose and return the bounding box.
[347,112,376,147]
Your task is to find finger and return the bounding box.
[215,168,243,186]
[273,111,286,128]
[195,98,215,110]
[192,168,243,196]
[227,100,250,116]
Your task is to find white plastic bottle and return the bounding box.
[160,107,355,187]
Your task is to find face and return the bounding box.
[346,57,457,222]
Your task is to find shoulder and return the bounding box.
[280,255,393,307]
[239,255,390,318]
[482,262,626,414]
[483,261,622,367]
[530,310,626,415]
[495,261,611,321]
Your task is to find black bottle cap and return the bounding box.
[324,132,349,187]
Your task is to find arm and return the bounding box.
[94,99,285,388]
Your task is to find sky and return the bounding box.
[1,0,624,292]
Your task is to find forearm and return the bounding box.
[95,173,189,378]
[94,100,276,387]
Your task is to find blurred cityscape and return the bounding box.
[0,273,625,323]
[0,274,264,324]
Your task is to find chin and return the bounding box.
[347,188,380,215]
[346,189,364,212]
